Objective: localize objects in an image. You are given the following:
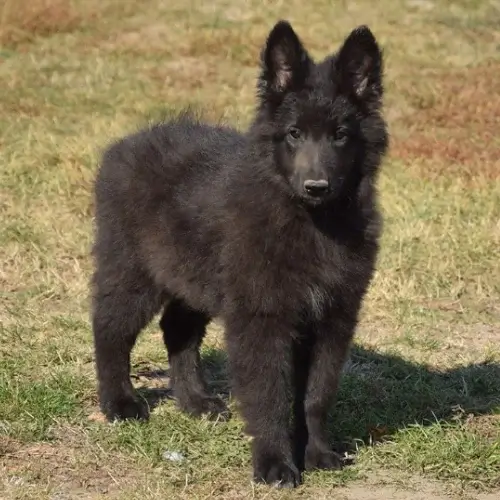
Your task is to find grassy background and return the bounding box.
[1,0,499,498]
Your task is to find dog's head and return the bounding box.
[253,21,388,207]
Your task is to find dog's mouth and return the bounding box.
[300,191,332,207]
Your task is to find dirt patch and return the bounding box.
[335,470,500,500]
[336,484,450,500]
[390,62,500,181]
[464,414,500,442]
[0,431,138,498]
[335,483,493,500]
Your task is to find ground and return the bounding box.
[0,0,499,498]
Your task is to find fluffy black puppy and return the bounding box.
[92,20,388,488]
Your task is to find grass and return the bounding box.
[1,0,499,498]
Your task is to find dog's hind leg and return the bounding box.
[92,265,163,422]
[160,299,229,419]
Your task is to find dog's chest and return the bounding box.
[223,205,377,318]
[294,231,376,320]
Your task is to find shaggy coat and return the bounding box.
[92,21,388,487]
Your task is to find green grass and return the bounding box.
[1,0,499,498]
[0,371,83,441]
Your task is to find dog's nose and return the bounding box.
[304,179,329,197]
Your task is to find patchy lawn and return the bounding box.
[1,0,499,499]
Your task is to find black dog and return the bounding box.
[91,20,388,487]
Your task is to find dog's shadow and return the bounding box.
[332,347,500,450]
[134,345,500,449]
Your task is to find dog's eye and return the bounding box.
[288,127,301,140]
[335,127,349,145]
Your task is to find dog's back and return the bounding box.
[93,114,245,316]
[96,114,243,213]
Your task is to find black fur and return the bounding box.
[91,21,388,488]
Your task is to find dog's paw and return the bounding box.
[253,445,301,488]
[101,395,149,422]
[179,394,231,421]
[305,446,343,471]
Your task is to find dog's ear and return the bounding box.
[335,26,383,104]
[259,21,311,99]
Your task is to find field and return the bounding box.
[1,0,499,498]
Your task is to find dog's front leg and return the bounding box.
[225,311,300,488]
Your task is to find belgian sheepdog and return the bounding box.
[92,20,388,487]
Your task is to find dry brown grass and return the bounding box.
[106,24,265,65]
[0,0,89,47]
[391,62,500,181]
[0,0,134,47]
